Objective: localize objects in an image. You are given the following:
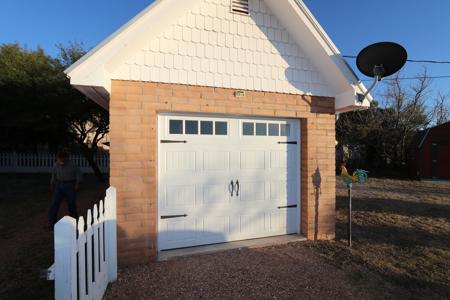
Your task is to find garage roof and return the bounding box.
[66,0,372,112]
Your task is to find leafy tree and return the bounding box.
[0,44,70,151]
[55,42,109,182]
[0,43,109,181]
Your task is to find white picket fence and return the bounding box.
[48,186,117,300]
[0,152,109,173]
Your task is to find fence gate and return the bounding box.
[47,186,117,300]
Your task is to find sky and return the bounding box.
[1,0,449,104]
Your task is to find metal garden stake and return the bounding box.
[340,165,368,247]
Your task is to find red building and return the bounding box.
[408,121,450,179]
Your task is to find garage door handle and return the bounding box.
[277,141,297,144]
[160,140,187,143]
[229,180,235,196]
[277,205,297,209]
[161,214,188,219]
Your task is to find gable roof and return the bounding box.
[66,0,372,112]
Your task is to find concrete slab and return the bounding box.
[158,234,307,261]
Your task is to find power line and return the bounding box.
[361,75,450,81]
[343,55,450,64]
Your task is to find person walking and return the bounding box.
[48,150,83,228]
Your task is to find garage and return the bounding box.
[158,114,300,250]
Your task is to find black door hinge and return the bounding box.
[277,141,297,144]
[277,205,298,209]
[161,140,187,143]
[161,214,188,219]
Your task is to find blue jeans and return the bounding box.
[48,181,78,227]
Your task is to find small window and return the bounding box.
[215,121,228,135]
[268,124,279,136]
[280,124,291,137]
[169,120,183,134]
[201,121,213,135]
[255,123,267,136]
[185,120,198,135]
[242,122,254,135]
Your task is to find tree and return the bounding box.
[382,71,430,167]
[431,92,449,125]
[337,71,431,171]
[55,42,109,182]
[0,44,71,151]
[0,43,109,181]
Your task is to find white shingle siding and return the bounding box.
[112,0,331,96]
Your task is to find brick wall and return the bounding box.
[109,80,335,265]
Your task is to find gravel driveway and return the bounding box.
[105,242,379,299]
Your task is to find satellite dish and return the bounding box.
[355,42,407,102]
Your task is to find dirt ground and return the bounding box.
[313,178,450,299]
[1,175,449,299]
[0,174,108,300]
[105,242,384,300]
[106,178,450,299]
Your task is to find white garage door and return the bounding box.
[158,114,300,250]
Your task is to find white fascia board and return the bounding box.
[265,0,371,112]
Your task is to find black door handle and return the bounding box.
[235,180,240,196]
[229,180,234,196]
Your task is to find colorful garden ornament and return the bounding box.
[340,163,369,247]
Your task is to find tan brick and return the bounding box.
[110,80,337,265]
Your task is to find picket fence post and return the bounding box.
[105,186,117,282]
[54,216,77,300]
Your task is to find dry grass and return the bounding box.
[1,175,449,299]
[311,178,450,299]
[0,174,107,300]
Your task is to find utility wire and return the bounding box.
[343,55,450,64]
[361,75,450,81]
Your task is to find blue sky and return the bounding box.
[1,0,449,103]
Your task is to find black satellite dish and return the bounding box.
[355,42,407,102]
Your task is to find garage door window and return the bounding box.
[185,120,198,134]
[169,120,183,134]
[243,122,291,137]
[215,121,228,135]
[200,121,213,135]
[255,123,267,136]
[242,122,254,135]
[280,124,290,136]
[169,119,228,136]
[268,124,279,136]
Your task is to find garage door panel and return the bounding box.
[238,181,266,203]
[164,185,196,209]
[203,184,231,205]
[200,216,230,237]
[203,151,231,171]
[270,180,297,204]
[166,151,196,172]
[240,151,266,169]
[270,151,288,169]
[240,213,266,234]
